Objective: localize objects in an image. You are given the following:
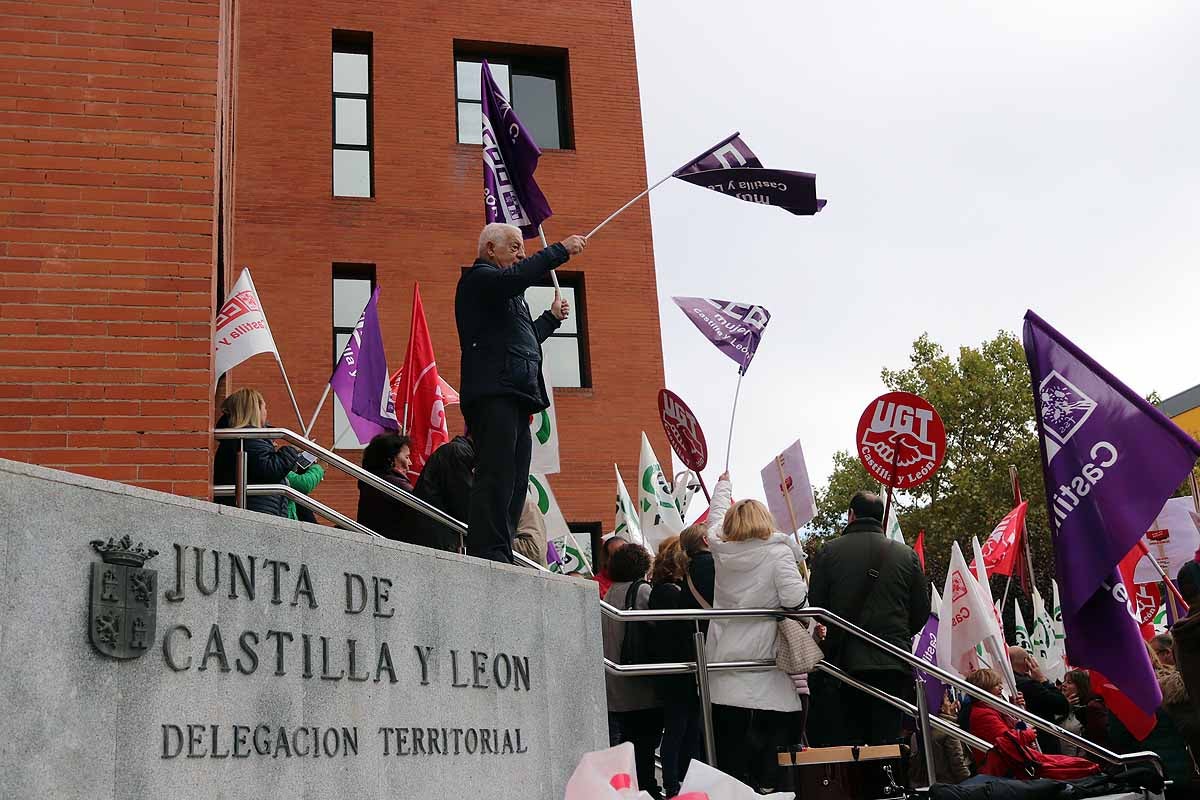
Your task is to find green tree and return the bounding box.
[811,331,1054,604]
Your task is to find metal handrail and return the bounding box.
[210,427,552,573]
[600,601,1163,775]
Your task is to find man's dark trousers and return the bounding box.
[463,397,530,563]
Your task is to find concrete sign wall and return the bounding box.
[0,458,606,799]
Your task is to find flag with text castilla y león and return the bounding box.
[672,297,771,375]
[214,267,279,380]
[672,132,826,216]
[937,541,1018,698]
[1023,309,1200,716]
[614,464,644,547]
[971,502,1028,579]
[390,283,455,483]
[330,287,398,445]
[638,433,684,552]
[481,60,552,239]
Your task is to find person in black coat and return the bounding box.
[648,536,705,798]
[1008,646,1071,754]
[678,523,715,634]
[454,223,586,563]
[356,433,421,543]
[212,387,298,518]
[413,433,476,552]
[808,491,930,746]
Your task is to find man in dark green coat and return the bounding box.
[808,491,930,745]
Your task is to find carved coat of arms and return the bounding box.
[89,535,158,660]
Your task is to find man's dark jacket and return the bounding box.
[455,244,569,414]
[1014,672,1070,754]
[1174,607,1200,722]
[412,435,476,551]
[808,517,930,674]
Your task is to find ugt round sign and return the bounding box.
[658,389,708,472]
[856,391,946,489]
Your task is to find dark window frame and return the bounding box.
[567,521,603,577]
[526,270,591,389]
[453,42,574,150]
[333,30,374,198]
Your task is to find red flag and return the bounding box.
[1119,545,1158,642]
[914,529,926,572]
[971,502,1028,578]
[390,284,455,482]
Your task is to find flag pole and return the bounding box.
[303,383,331,438]
[1010,466,1038,591]
[723,369,745,473]
[695,472,712,503]
[882,439,902,532]
[776,455,803,549]
[537,226,561,292]
[275,354,306,431]
[586,131,741,240]
[565,529,594,576]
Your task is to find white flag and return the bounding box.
[1013,601,1031,650]
[527,472,570,541]
[879,484,904,543]
[214,268,279,379]
[672,470,701,520]
[1134,496,1200,584]
[762,439,817,533]
[1029,587,1067,683]
[529,383,560,475]
[638,432,684,552]
[930,586,943,619]
[614,464,644,546]
[937,542,1018,698]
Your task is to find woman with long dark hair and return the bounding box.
[356,433,416,542]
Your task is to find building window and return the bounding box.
[524,272,589,388]
[454,47,571,149]
[333,31,372,197]
[332,264,375,449]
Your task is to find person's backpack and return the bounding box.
[993,729,1100,781]
[619,580,653,665]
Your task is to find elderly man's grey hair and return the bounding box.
[477,222,523,260]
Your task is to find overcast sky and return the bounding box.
[630,1,1200,519]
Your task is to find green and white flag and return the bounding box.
[638,432,684,552]
[614,464,644,546]
[1027,588,1065,681]
[879,483,904,543]
[1046,580,1068,681]
[672,470,701,520]
[528,472,570,540]
[1013,600,1031,650]
[529,384,559,475]
[549,534,592,577]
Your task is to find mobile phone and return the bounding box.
[293,451,318,471]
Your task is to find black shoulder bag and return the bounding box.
[619,580,653,665]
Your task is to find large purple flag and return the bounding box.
[481,60,552,239]
[672,132,826,216]
[330,288,398,444]
[673,297,770,374]
[1024,309,1200,714]
[913,613,945,717]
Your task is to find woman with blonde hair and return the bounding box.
[213,387,300,518]
[703,472,808,790]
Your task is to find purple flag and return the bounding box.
[672,132,826,216]
[1024,309,1200,714]
[673,297,770,374]
[913,613,945,723]
[546,540,562,566]
[481,60,552,239]
[330,288,398,445]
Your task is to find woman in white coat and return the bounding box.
[703,473,809,789]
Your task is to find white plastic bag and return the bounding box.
[678,759,795,800]
[563,742,656,800]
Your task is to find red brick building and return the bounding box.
[1,0,670,542]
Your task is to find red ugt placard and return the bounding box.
[658,389,708,472]
[856,391,946,489]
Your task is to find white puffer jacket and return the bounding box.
[703,478,808,712]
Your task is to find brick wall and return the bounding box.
[228,0,670,535]
[0,0,221,496]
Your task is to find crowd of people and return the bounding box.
[211,229,1200,798]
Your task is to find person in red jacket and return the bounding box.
[594,534,626,598]
[964,668,1034,776]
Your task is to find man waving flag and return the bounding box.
[1023,310,1200,716]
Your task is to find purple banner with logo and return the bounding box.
[672,132,826,215]
[913,613,945,717]
[330,288,398,445]
[481,59,552,239]
[1024,309,1200,713]
[673,296,771,374]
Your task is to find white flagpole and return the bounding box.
[566,529,594,576]
[274,354,306,432]
[303,383,331,438]
[536,225,561,292]
[587,131,740,240]
[724,370,745,473]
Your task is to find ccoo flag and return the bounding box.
[391,284,453,482]
[672,297,771,374]
[481,60,552,239]
[331,288,398,444]
[1023,310,1200,715]
[673,132,826,216]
